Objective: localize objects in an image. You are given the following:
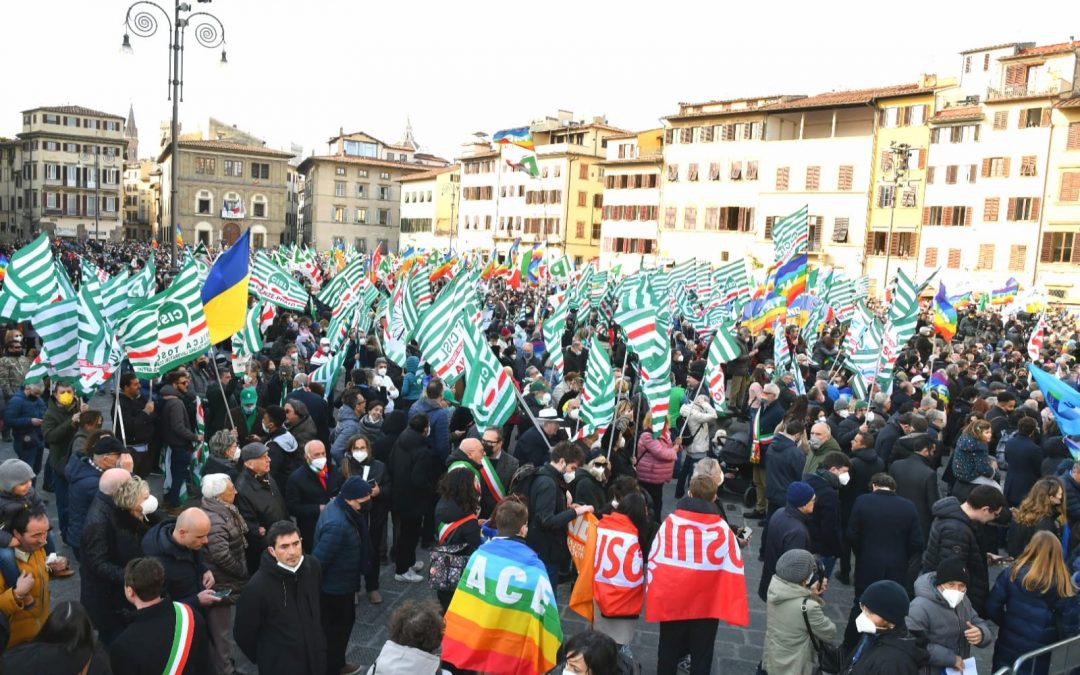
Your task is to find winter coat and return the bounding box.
[287,413,318,452]
[366,640,446,675]
[0,355,30,398]
[0,548,48,647]
[286,463,344,551]
[1063,470,1080,527]
[265,426,301,490]
[846,625,930,675]
[445,449,497,518]
[635,430,677,485]
[803,437,840,476]
[79,493,148,638]
[114,392,156,446]
[3,390,45,456]
[110,599,212,675]
[433,498,481,555]
[1006,514,1062,559]
[200,496,248,604]
[679,401,717,459]
[1003,434,1043,507]
[490,451,519,495]
[514,426,555,468]
[234,469,289,547]
[234,552,327,675]
[889,453,940,545]
[41,399,78,472]
[329,405,361,463]
[874,418,904,466]
[399,356,423,402]
[986,565,1080,675]
[313,498,369,595]
[373,411,406,464]
[759,506,811,601]
[64,454,105,549]
[408,397,451,460]
[526,463,578,569]
[922,497,990,614]
[836,414,862,454]
[141,520,209,612]
[765,434,807,506]
[387,427,439,518]
[906,571,995,670]
[573,469,607,513]
[804,471,843,557]
[227,405,266,446]
[287,389,332,446]
[762,577,837,675]
[848,490,923,594]
[201,454,240,483]
[841,446,884,517]
[159,385,198,452]
[951,433,995,483]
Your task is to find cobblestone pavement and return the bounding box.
[11,391,997,674]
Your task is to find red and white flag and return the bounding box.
[1028,314,1047,361]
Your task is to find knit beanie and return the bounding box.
[860,580,910,626]
[936,556,970,586]
[786,481,815,508]
[340,476,373,500]
[0,459,34,492]
[775,549,816,584]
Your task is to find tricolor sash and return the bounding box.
[438,514,478,545]
[448,458,506,503]
[164,601,196,675]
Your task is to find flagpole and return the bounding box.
[676,378,707,439]
[113,371,127,445]
[511,384,553,453]
[605,346,632,460]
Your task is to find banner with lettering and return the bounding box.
[645,508,749,626]
[592,512,646,619]
[567,512,598,622]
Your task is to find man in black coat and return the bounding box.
[140,508,222,613]
[386,413,439,580]
[562,335,589,377]
[874,412,912,467]
[234,521,327,675]
[1003,417,1042,507]
[837,430,883,586]
[113,372,156,478]
[844,473,923,648]
[921,487,1005,616]
[110,557,211,675]
[234,443,290,574]
[159,380,201,510]
[758,481,815,601]
[526,441,591,588]
[288,373,332,446]
[514,411,564,468]
[761,420,808,555]
[285,440,343,553]
[803,452,849,578]
[889,434,940,545]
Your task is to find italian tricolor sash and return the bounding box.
[165,601,196,675]
[750,407,773,464]
[448,458,506,503]
[438,514,478,544]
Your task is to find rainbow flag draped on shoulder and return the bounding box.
[442,537,562,675]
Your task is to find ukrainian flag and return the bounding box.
[201,229,251,344]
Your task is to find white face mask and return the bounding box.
[274,554,304,574]
[838,471,851,486]
[352,450,368,464]
[568,408,580,421]
[838,410,850,418]
[377,368,387,377]
[865,412,875,423]
[141,495,158,517]
[563,470,576,484]
[940,588,965,608]
[309,457,327,472]
[230,448,242,462]
[541,393,552,405]
[855,611,878,634]
[618,437,626,448]
[611,499,619,509]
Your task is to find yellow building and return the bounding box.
[399,165,459,251]
[863,80,944,289]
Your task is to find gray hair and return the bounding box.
[927,409,946,425]
[872,392,888,406]
[113,476,149,511]
[919,396,936,411]
[293,372,310,388]
[693,457,722,479]
[208,430,236,459]
[201,473,232,499]
[763,383,781,396]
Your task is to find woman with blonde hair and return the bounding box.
[986,531,1080,674]
[1007,477,1066,558]
[950,419,998,501]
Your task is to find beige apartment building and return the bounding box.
[0,105,127,242]
[299,129,448,251]
[399,165,459,251]
[122,158,160,242]
[159,139,293,248]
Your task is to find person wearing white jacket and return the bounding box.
[676,395,718,498]
[372,357,400,413]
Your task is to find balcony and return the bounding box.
[986,80,1069,101]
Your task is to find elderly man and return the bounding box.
[286,440,342,553]
[0,505,51,646]
[141,507,222,613]
[746,383,786,520]
[804,421,841,475]
[3,382,46,482]
[66,435,132,560]
[515,408,564,468]
[446,438,498,518]
[235,443,289,574]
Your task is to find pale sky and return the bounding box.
[0,0,1071,162]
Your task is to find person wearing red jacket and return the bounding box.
[592,492,653,652]
[635,413,680,522]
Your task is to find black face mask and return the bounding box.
[481,441,498,456]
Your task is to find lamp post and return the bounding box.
[881,141,911,289]
[122,0,227,269]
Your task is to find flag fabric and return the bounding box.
[0,233,58,321]
[232,301,271,367]
[933,283,958,342]
[115,296,162,376]
[770,205,809,263]
[492,126,536,151]
[201,229,251,344]
[711,259,750,313]
[29,297,80,379]
[98,270,131,328]
[127,254,156,300]
[383,282,408,367]
[613,275,671,435]
[773,254,808,304]
[705,331,731,413]
[567,513,598,622]
[877,268,919,390]
[542,292,570,377]
[928,371,950,405]
[1028,314,1047,361]
[578,335,615,439]
[743,296,787,335]
[76,281,111,368]
[250,252,309,311]
[442,537,562,675]
[461,312,517,429]
[548,255,572,286]
[154,259,211,375]
[1027,363,1080,436]
[310,343,350,400]
[645,508,749,626]
[401,265,433,342]
[501,143,539,178]
[991,277,1020,305]
[412,275,469,384]
[190,396,209,488]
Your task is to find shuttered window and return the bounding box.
[947,249,962,269]
[1008,245,1027,272]
[806,166,820,191]
[1059,172,1080,201]
[1068,122,1080,150]
[832,217,849,243]
[838,165,853,191]
[976,244,995,270]
[984,198,999,222]
[993,111,1009,130]
[924,247,938,267]
[1020,156,1038,177]
[776,167,789,191]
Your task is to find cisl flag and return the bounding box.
[645,508,749,626]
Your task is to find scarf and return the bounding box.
[316,463,329,491]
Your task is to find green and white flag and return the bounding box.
[154,259,210,374]
[115,298,162,376]
[250,251,310,311]
[543,291,570,377]
[310,343,349,400]
[412,274,468,385]
[383,280,408,367]
[99,270,131,329]
[232,301,269,369]
[318,255,364,307]
[704,331,730,413]
[0,233,58,322]
[127,254,155,300]
[579,334,615,438]
[548,255,572,286]
[52,259,76,301]
[77,281,111,368]
[401,265,433,342]
[461,306,517,428]
[877,268,918,391]
[30,297,80,379]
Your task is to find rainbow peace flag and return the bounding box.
[773,254,808,304]
[932,283,958,342]
[492,126,535,151]
[991,277,1019,306]
[429,256,456,283]
[948,291,973,310]
[442,537,562,675]
[928,371,950,405]
[743,295,787,335]
[0,254,8,281]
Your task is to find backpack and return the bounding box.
[995,428,1018,468]
[508,464,541,506]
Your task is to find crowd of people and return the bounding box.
[0,239,1079,675]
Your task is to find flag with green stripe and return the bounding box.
[127,254,155,300]
[30,297,80,379]
[543,291,570,377]
[310,341,349,400]
[578,334,615,438]
[250,251,310,311]
[462,306,517,428]
[0,233,58,321]
[412,274,468,384]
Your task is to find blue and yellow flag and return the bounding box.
[201,229,251,344]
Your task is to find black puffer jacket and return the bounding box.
[847,625,930,675]
[386,427,439,518]
[80,494,148,639]
[921,497,989,614]
[141,520,208,611]
[525,464,578,569]
[159,385,198,452]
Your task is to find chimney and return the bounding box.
[557,109,573,125]
[337,126,344,155]
[918,73,938,89]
